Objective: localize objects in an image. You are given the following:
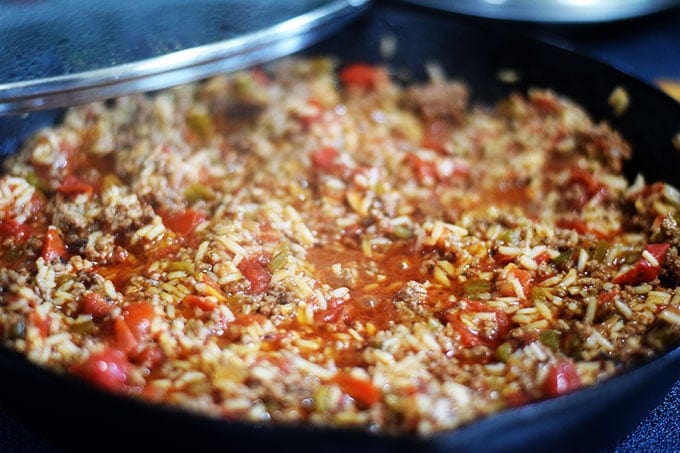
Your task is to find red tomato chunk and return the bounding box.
[311,146,340,172]
[613,243,670,286]
[41,227,67,262]
[332,372,381,406]
[58,174,94,198]
[123,302,156,340]
[238,256,271,295]
[162,209,206,237]
[73,348,131,393]
[544,361,581,397]
[81,292,113,318]
[339,63,388,90]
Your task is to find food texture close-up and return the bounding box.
[0,58,678,434]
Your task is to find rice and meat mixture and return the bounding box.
[0,59,679,434]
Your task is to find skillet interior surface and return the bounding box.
[0,3,678,452]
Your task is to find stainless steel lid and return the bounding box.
[0,0,370,115]
[402,0,680,23]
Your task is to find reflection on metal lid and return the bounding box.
[402,0,680,23]
[0,0,370,115]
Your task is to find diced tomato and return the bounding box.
[114,317,139,354]
[646,243,671,261]
[98,258,139,291]
[544,360,581,397]
[534,251,551,264]
[58,174,94,198]
[316,298,349,324]
[238,256,271,295]
[81,292,114,318]
[122,302,155,340]
[406,152,438,185]
[161,208,206,237]
[449,316,485,348]
[182,294,217,312]
[310,146,340,173]
[332,371,380,406]
[72,348,130,393]
[317,298,369,331]
[613,243,670,286]
[445,299,510,348]
[339,63,388,90]
[597,288,620,305]
[298,99,323,130]
[41,227,67,262]
[0,220,34,245]
[498,266,532,299]
[504,389,530,407]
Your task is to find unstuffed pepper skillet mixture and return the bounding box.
[0,59,679,434]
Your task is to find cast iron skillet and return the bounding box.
[0,3,679,452]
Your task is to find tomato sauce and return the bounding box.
[307,241,427,331]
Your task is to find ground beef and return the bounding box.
[574,125,631,173]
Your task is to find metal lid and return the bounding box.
[0,0,370,115]
[403,0,680,23]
